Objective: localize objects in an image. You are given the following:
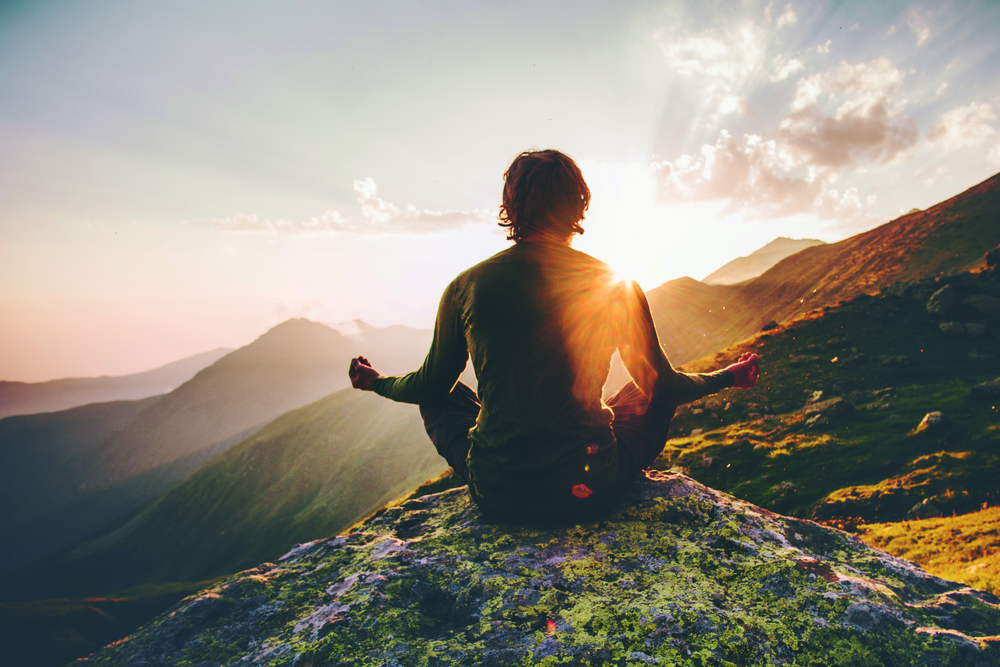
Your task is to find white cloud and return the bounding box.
[651,130,822,217]
[781,57,917,167]
[988,144,1000,168]
[776,4,798,29]
[817,39,832,54]
[770,56,804,82]
[201,178,490,235]
[886,25,897,36]
[928,102,997,150]
[907,12,930,46]
[935,82,948,98]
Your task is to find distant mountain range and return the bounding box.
[10,389,445,600]
[0,348,232,419]
[648,171,1000,366]
[702,237,826,285]
[0,319,435,570]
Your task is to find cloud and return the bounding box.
[780,57,917,167]
[770,56,804,82]
[649,57,921,225]
[989,144,1000,168]
[650,130,823,218]
[907,11,930,46]
[776,4,798,29]
[201,178,490,235]
[817,40,832,54]
[927,102,997,150]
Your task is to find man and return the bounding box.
[350,149,759,523]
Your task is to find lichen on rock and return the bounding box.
[79,471,1000,666]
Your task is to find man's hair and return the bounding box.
[498,149,591,242]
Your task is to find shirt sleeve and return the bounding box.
[370,279,469,405]
[617,279,733,406]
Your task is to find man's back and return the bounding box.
[455,238,626,482]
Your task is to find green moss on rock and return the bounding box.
[79,472,1000,666]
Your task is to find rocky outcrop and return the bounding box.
[79,472,1000,666]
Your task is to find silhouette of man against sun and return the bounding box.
[351,149,759,523]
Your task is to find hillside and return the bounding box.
[647,171,1000,365]
[702,237,826,285]
[0,318,433,570]
[8,389,446,601]
[0,348,232,419]
[79,472,1000,666]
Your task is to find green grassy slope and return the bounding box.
[0,318,432,571]
[660,267,999,529]
[856,506,1000,597]
[11,388,447,601]
[0,580,220,667]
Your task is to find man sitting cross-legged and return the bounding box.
[350,149,759,524]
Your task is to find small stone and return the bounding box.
[772,481,796,494]
[926,284,955,317]
[970,378,1000,399]
[700,456,713,468]
[965,323,987,339]
[690,428,703,436]
[724,402,731,411]
[692,408,703,415]
[915,411,947,432]
[939,321,965,335]
[907,498,943,520]
[753,444,766,451]
[965,294,1000,315]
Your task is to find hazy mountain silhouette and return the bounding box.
[648,171,1000,366]
[9,389,445,600]
[0,319,434,570]
[702,237,826,286]
[0,348,232,419]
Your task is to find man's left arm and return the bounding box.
[617,280,758,405]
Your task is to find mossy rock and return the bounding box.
[79,472,1000,666]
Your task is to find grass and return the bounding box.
[856,506,1000,597]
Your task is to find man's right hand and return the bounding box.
[726,352,760,389]
[349,356,380,391]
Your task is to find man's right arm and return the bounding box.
[368,280,469,406]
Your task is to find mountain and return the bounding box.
[9,388,446,600]
[0,348,232,419]
[647,171,1000,366]
[0,318,435,570]
[702,237,826,285]
[77,472,1000,666]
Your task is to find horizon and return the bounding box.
[2,0,999,382]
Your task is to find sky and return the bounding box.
[2,0,999,382]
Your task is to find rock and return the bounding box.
[789,354,821,365]
[907,498,944,520]
[840,353,867,368]
[986,245,1000,267]
[771,481,797,494]
[926,284,955,317]
[965,295,1000,315]
[78,471,1000,666]
[689,428,703,436]
[807,390,824,404]
[915,411,948,433]
[971,378,1000,399]
[940,321,965,335]
[966,323,987,339]
[879,355,910,365]
[803,398,855,418]
[700,456,714,468]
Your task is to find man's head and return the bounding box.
[498,149,591,242]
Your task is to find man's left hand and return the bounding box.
[726,352,760,389]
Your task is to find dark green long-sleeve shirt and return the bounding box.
[372,239,733,499]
